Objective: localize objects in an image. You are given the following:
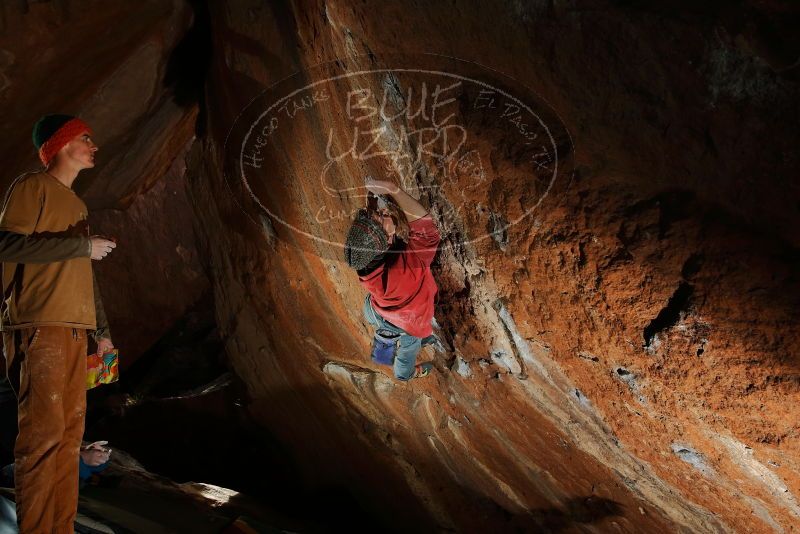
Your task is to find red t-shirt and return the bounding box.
[359,215,440,338]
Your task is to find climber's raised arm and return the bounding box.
[365,178,428,222]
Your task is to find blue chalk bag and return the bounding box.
[371,329,399,365]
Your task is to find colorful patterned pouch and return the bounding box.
[87,349,119,390]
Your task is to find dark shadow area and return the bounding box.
[611,0,800,77]
[533,496,624,532]
[0,391,14,468]
[108,290,223,386]
[163,0,212,134]
[642,282,693,348]
[83,298,412,532]
[449,480,625,533]
[87,383,424,533]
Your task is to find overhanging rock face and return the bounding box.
[189,1,800,532]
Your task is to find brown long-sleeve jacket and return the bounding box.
[0,231,110,341]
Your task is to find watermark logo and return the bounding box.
[226,54,572,258]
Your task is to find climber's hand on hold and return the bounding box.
[365,178,400,196]
[367,178,428,223]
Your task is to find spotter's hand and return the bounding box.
[90,236,116,260]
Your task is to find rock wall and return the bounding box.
[190,1,800,532]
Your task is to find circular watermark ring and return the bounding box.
[224,53,573,258]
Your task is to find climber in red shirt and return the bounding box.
[345,178,441,380]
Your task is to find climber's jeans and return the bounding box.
[4,326,87,534]
[362,295,435,381]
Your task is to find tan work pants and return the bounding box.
[4,326,87,534]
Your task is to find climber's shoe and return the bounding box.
[413,362,433,379]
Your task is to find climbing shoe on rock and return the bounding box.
[413,362,433,378]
